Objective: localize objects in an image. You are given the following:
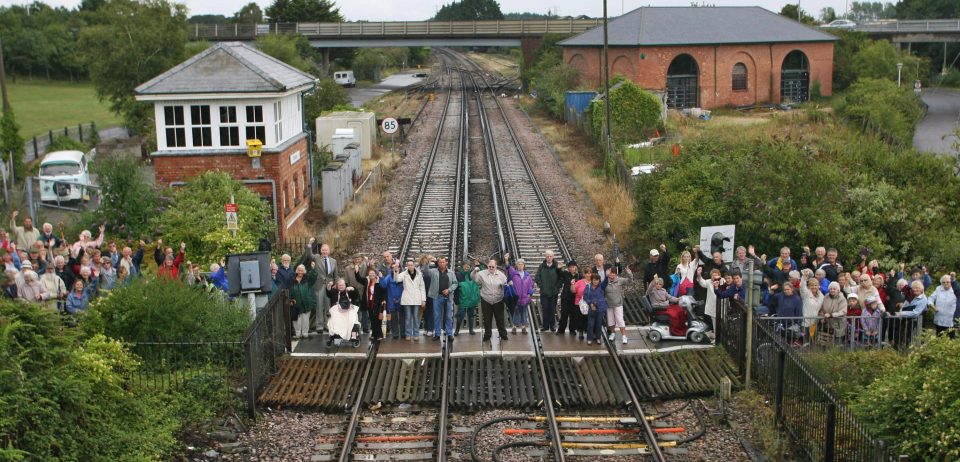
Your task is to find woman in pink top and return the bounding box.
[572,267,591,340]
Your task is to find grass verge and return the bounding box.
[523,102,636,241]
[7,79,122,139]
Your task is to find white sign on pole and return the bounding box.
[225,203,239,231]
[700,225,736,263]
[380,117,399,134]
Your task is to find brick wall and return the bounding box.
[563,41,834,109]
[152,137,311,239]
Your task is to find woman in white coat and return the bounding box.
[394,260,426,340]
[695,266,721,331]
[674,251,697,297]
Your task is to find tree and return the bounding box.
[187,14,227,24]
[896,0,960,19]
[87,156,161,240]
[265,0,342,23]
[848,1,896,22]
[232,2,263,23]
[150,172,274,266]
[779,4,815,24]
[834,77,925,146]
[78,0,188,136]
[433,0,504,20]
[851,40,901,81]
[819,6,837,22]
[829,29,870,91]
[0,108,24,181]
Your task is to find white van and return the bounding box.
[334,70,356,88]
[39,150,92,203]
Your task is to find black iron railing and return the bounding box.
[723,300,891,461]
[241,290,291,417]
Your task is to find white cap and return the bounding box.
[650,249,660,256]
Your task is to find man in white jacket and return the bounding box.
[471,259,509,343]
[394,260,426,340]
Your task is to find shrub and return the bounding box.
[834,77,924,146]
[89,156,161,240]
[589,80,662,145]
[0,299,181,461]
[531,62,580,119]
[86,278,250,342]
[150,171,274,266]
[852,336,960,459]
[631,115,960,268]
[46,135,90,153]
[803,348,902,400]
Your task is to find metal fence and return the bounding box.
[754,315,922,353]
[242,289,291,417]
[24,122,97,163]
[723,300,891,461]
[130,340,245,391]
[130,291,291,417]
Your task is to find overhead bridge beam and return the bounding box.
[308,38,521,48]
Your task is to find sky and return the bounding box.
[0,0,856,22]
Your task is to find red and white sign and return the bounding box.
[225,203,238,230]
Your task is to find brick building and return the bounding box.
[136,42,316,239]
[560,7,837,109]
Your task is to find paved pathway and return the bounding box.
[913,87,960,154]
[346,72,426,108]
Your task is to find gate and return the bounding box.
[781,50,810,104]
[666,54,700,109]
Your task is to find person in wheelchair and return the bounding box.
[326,278,361,347]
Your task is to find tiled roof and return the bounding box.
[136,42,315,95]
[560,7,837,47]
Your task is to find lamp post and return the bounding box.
[896,62,903,87]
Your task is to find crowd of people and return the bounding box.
[276,241,638,346]
[0,210,240,315]
[639,242,959,347]
[12,202,955,350]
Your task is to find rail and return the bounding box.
[191,19,603,40]
[723,300,891,461]
[855,19,960,33]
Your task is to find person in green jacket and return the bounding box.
[455,261,480,335]
[290,252,319,339]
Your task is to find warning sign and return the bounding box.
[225,203,238,231]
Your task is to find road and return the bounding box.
[913,87,960,155]
[346,72,425,107]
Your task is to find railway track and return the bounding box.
[458,51,667,461]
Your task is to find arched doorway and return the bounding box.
[666,54,699,109]
[781,50,809,103]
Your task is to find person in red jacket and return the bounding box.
[157,242,185,279]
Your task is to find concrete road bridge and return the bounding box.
[190,19,603,66]
[852,19,960,72]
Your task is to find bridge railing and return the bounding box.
[857,19,960,33]
[192,19,603,40]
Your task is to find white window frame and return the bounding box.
[273,101,283,143]
[218,105,240,147]
[163,105,186,148]
[190,105,212,147]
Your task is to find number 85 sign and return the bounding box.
[381,117,399,134]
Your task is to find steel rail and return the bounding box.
[452,50,566,462]
[337,341,380,462]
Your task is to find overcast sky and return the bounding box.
[1,0,854,21]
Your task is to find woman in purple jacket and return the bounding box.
[505,255,536,335]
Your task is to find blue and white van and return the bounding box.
[39,150,91,203]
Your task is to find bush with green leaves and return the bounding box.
[46,135,90,153]
[589,80,662,145]
[834,78,925,146]
[86,277,250,342]
[803,348,902,400]
[0,300,181,461]
[150,171,274,266]
[87,156,161,241]
[0,108,25,181]
[631,115,960,268]
[852,336,960,459]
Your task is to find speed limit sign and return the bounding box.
[381,117,399,134]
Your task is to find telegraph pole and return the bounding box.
[602,0,613,156]
[0,34,10,114]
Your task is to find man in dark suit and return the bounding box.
[309,238,338,332]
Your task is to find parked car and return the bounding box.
[821,19,856,29]
[631,164,657,176]
[39,150,92,203]
[334,70,356,88]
